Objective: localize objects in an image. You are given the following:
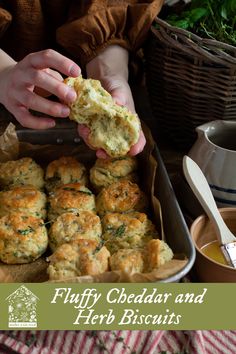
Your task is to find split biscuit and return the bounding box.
[65,75,141,157]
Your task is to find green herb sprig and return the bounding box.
[164,0,236,45]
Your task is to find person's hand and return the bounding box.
[0,49,80,129]
[79,45,146,158]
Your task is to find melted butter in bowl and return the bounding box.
[201,240,228,266]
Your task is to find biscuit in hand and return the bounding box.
[65,76,141,157]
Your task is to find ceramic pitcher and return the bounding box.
[188,120,236,207]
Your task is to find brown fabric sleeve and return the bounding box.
[56,0,164,67]
[0,7,12,39]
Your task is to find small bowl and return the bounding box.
[190,207,236,282]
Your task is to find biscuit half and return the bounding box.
[65,76,141,157]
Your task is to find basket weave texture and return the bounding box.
[145,17,236,149]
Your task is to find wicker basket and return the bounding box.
[145,17,236,149]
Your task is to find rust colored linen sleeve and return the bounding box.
[56,0,164,67]
[0,7,12,39]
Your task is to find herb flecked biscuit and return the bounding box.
[96,180,148,217]
[109,249,144,274]
[48,211,102,251]
[65,76,141,157]
[90,156,139,192]
[45,156,88,192]
[102,212,157,254]
[48,183,96,220]
[47,239,110,280]
[0,157,44,190]
[0,185,47,219]
[0,213,48,264]
[109,239,173,274]
[143,239,173,271]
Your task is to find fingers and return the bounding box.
[23,68,76,104]
[15,106,56,129]
[15,90,70,118]
[129,130,146,156]
[21,49,80,77]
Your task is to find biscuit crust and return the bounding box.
[48,183,96,220]
[90,156,138,192]
[0,157,44,190]
[0,213,48,264]
[47,239,110,280]
[96,180,147,216]
[0,185,47,219]
[49,211,102,251]
[45,156,88,192]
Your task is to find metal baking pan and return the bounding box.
[16,127,195,283]
[153,146,196,282]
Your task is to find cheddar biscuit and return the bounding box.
[47,239,110,280]
[102,212,156,254]
[0,213,48,264]
[45,156,88,192]
[90,156,138,192]
[65,76,141,157]
[96,180,148,217]
[144,239,173,271]
[0,157,44,190]
[0,185,47,219]
[48,211,102,251]
[109,249,144,274]
[48,183,96,220]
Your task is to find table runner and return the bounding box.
[0,330,236,353]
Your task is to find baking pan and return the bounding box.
[16,127,195,283]
[153,147,196,282]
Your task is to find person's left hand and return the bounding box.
[78,76,146,159]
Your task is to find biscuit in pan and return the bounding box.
[96,180,148,217]
[0,157,44,190]
[109,249,144,274]
[102,212,156,254]
[48,211,102,251]
[65,76,141,157]
[47,239,110,280]
[45,156,88,192]
[48,183,96,220]
[0,213,48,264]
[90,156,139,192]
[0,185,47,219]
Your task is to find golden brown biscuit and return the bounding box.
[90,156,139,192]
[48,183,96,220]
[48,211,102,251]
[47,239,110,280]
[65,76,141,157]
[0,157,44,190]
[102,212,156,254]
[96,180,148,217]
[0,185,47,219]
[45,156,88,192]
[109,249,144,274]
[144,239,173,271]
[0,213,48,264]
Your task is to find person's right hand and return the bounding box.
[0,49,80,129]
